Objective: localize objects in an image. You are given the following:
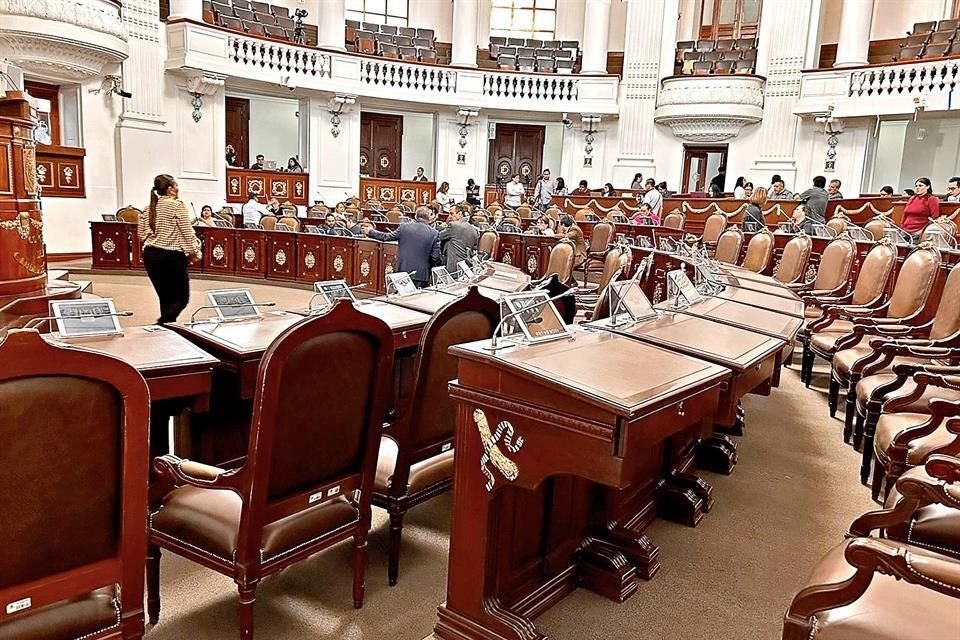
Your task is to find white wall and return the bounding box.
[409,0,453,41]
[819,0,948,44]
[242,94,302,168]
[401,112,437,180]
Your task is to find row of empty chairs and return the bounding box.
[492,38,579,74]
[675,37,758,75]
[205,0,304,43]
[346,21,438,63]
[895,19,960,61]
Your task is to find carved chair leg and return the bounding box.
[828,377,840,418]
[871,458,887,502]
[843,385,857,442]
[237,583,257,640]
[853,407,866,451]
[388,509,406,587]
[146,545,161,625]
[860,428,875,485]
[353,532,368,609]
[801,345,812,386]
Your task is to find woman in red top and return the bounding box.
[901,177,940,234]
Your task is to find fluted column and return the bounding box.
[581,0,612,74]
[317,0,346,51]
[168,0,203,20]
[451,0,479,67]
[833,0,875,67]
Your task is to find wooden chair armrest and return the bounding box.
[153,454,245,492]
[845,538,960,597]
[926,454,960,483]
[889,397,960,448]
[836,302,888,319]
[849,463,960,536]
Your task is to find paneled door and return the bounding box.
[360,112,403,180]
[225,96,250,168]
[681,145,728,193]
[487,124,545,190]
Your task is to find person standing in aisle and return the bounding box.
[138,174,201,324]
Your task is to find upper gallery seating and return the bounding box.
[204,0,316,45]
[488,38,580,74]
[345,20,440,64]
[674,37,758,75]
[893,19,960,61]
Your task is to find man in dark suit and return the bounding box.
[364,207,440,288]
[439,206,480,274]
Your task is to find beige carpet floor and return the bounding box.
[83,271,878,640]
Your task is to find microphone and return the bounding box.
[485,287,578,351]
[188,302,276,324]
[26,310,134,329]
[306,283,369,312]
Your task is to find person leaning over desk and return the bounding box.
[364,207,441,288]
[137,174,201,325]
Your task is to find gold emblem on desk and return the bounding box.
[384,262,394,275]
[101,237,116,254]
[212,244,225,261]
[275,248,287,267]
[360,259,370,277]
[333,255,344,273]
[502,251,512,266]
[473,409,524,491]
[526,254,537,273]
[304,251,316,269]
[243,246,256,264]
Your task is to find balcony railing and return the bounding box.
[795,56,960,117]
[166,19,619,114]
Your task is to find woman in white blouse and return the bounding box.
[505,174,526,209]
[436,181,454,212]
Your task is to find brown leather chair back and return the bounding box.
[259,215,277,230]
[741,230,775,273]
[478,230,499,259]
[386,208,403,223]
[503,215,521,228]
[238,302,394,560]
[400,199,417,212]
[920,218,958,244]
[864,217,889,241]
[0,330,149,637]
[545,206,562,220]
[516,205,531,218]
[702,213,727,244]
[216,207,235,223]
[403,289,500,453]
[714,227,744,264]
[545,239,575,284]
[575,207,592,222]
[811,237,856,290]
[589,222,614,253]
[885,246,941,319]
[661,211,685,229]
[308,204,328,218]
[825,216,847,237]
[850,241,898,305]
[117,206,141,224]
[596,246,632,291]
[774,234,812,284]
[364,199,382,210]
[278,216,300,231]
[930,262,960,339]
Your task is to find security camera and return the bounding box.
[280,75,296,91]
[560,112,572,128]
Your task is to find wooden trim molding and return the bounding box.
[48,252,91,262]
[37,146,86,199]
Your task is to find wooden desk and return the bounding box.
[435,328,729,640]
[665,297,803,342]
[90,221,132,270]
[380,289,462,315]
[226,167,308,206]
[360,177,435,206]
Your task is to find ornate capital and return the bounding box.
[183,70,226,96]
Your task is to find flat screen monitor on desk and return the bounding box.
[207,289,261,321]
[50,299,123,337]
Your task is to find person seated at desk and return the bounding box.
[436,181,454,213]
[465,178,481,206]
[790,204,816,235]
[364,207,440,288]
[249,154,265,170]
[600,183,616,198]
[558,214,586,268]
[333,201,348,221]
[266,197,282,215]
[880,185,895,197]
[345,213,363,236]
[439,206,479,274]
[241,191,268,226]
[902,176,940,236]
[770,178,794,200]
[413,166,429,182]
[320,213,341,234]
[827,178,844,200]
[225,145,239,167]
[527,215,555,236]
[194,204,216,226]
[571,179,591,196]
[505,174,525,209]
[555,177,568,196]
[631,172,644,190]
[743,182,754,199]
[744,187,768,228]
[631,202,658,225]
[285,156,303,172]
[796,175,829,222]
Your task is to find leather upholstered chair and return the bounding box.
[147,302,395,638]
[577,246,632,318]
[825,213,849,237]
[574,207,592,222]
[307,203,328,218]
[920,218,958,248]
[373,288,499,585]
[277,216,299,231]
[800,241,899,388]
[544,239,576,286]
[386,208,403,223]
[740,229,775,273]
[794,237,858,317]
[217,207,236,223]
[0,329,150,640]
[701,212,728,252]
[661,210,685,230]
[839,261,960,450]
[400,199,417,212]
[515,205,532,218]
[478,229,499,260]
[116,205,141,224]
[259,215,277,231]
[781,455,960,640]
[580,221,614,286]
[773,234,812,285]
[713,227,744,265]
[813,245,941,416]
[864,216,890,241]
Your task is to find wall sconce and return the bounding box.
[180,70,225,123]
[456,106,480,149]
[581,114,601,159]
[190,93,203,122]
[814,105,842,173]
[328,94,356,138]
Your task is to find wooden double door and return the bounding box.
[487,123,544,189]
[360,112,403,180]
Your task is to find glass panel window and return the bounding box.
[488,0,555,38]
[348,0,407,26]
[742,0,760,22]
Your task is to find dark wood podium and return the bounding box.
[435,328,729,640]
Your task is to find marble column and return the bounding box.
[581,0,612,74]
[451,0,480,67]
[317,0,346,51]
[168,0,203,20]
[833,0,875,68]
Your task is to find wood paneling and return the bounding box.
[360,177,435,205]
[225,96,250,168]
[818,38,905,69]
[265,231,297,281]
[487,123,545,188]
[360,112,403,180]
[226,168,308,206]
[36,146,85,198]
